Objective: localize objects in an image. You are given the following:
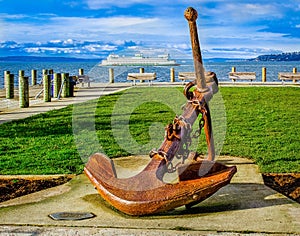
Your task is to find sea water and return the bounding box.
[0,59,299,89]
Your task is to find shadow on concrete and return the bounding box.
[83,182,292,219]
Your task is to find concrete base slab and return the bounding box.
[0,156,299,235]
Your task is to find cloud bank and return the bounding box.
[0,0,299,58]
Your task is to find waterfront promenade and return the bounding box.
[0,82,132,124]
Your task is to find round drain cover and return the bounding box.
[49,212,96,221]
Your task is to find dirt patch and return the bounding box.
[262,173,300,203]
[0,175,74,203]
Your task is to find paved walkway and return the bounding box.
[0,156,299,235]
[0,82,299,235]
[0,83,132,124]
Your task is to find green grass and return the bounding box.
[0,86,299,174]
[222,86,299,173]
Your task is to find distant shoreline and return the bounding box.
[249,52,300,62]
[1,54,300,63]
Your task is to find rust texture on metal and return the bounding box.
[84,7,237,216]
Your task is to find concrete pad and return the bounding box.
[0,83,299,235]
[0,156,299,235]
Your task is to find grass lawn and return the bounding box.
[0,86,299,174]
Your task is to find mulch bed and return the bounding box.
[0,175,73,203]
[262,173,300,203]
[0,174,299,204]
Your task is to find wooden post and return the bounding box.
[5,73,14,99]
[43,74,51,102]
[19,76,29,108]
[293,67,297,74]
[42,69,48,75]
[66,75,71,97]
[49,69,54,75]
[140,68,144,83]
[69,76,75,97]
[31,70,37,86]
[19,70,25,77]
[78,69,84,87]
[292,68,297,83]
[4,71,10,88]
[53,73,61,98]
[170,67,175,82]
[61,73,69,98]
[262,67,267,82]
[231,67,236,73]
[109,68,114,83]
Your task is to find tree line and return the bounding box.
[250,51,300,61]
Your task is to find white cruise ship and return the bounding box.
[100,53,179,66]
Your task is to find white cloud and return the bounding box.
[0,1,299,58]
[85,0,174,9]
[49,40,62,44]
[202,3,283,24]
[49,16,162,36]
[64,39,73,44]
[85,0,144,9]
[83,44,117,52]
[0,15,170,42]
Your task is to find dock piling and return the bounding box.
[109,68,114,83]
[4,71,10,88]
[61,73,69,98]
[19,76,29,108]
[293,67,297,74]
[31,70,37,86]
[170,67,175,82]
[43,74,51,102]
[262,67,267,82]
[19,70,25,78]
[5,73,14,99]
[53,73,62,98]
[139,68,144,83]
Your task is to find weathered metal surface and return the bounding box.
[85,154,236,216]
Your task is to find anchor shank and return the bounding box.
[185,7,215,161]
[184,7,212,102]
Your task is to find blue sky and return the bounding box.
[0,0,299,59]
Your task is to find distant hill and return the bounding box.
[0,56,100,62]
[250,52,300,61]
[204,58,245,62]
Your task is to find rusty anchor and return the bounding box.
[84,7,237,216]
